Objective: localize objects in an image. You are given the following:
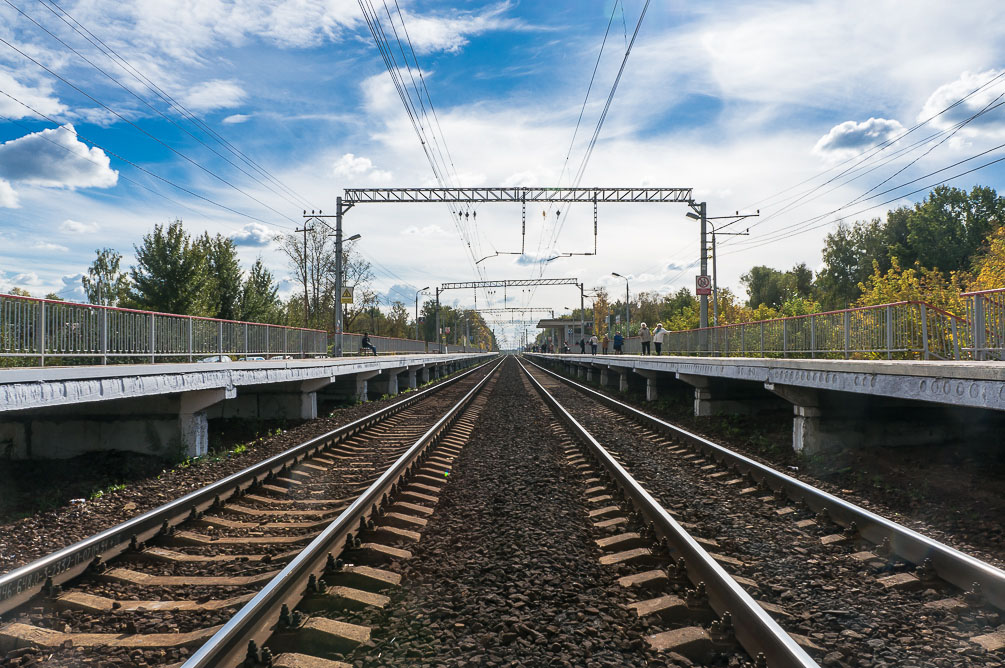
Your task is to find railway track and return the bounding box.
[520,356,1005,666]
[3,354,1004,666]
[0,357,500,667]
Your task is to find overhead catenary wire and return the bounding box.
[0,35,301,225]
[34,0,312,207]
[5,0,310,212]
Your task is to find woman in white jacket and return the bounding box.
[652,323,666,355]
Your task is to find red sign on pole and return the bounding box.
[695,275,712,296]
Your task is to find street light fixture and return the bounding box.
[612,272,629,335]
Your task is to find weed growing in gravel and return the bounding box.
[89,483,126,501]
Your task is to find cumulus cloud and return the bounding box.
[57,273,87,301]
[10,271,44,287]
[920,69,1005,136]
[395,2,528,54]
[0,70,66,119]
[32,241,69,252]
[59,219,100,234]
[0,179,18,208]
[231,222,276,246]
[332,153,392,183]
[0,125,118,189]
[223,114,251,124]
[813,118,906,160]
[182,80,247,112]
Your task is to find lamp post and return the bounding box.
[704,213,756,327]
[415,286,428,343]
[612,272,629,335]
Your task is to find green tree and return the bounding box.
[129,220,209,315]
[240,258,280,323]
[200,233,244,320]
[816,219,888,308]
[741,266,787,308]
[81,248,130,306]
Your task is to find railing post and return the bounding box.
[740,323,745,356]
[974,295,986,361]
[885,305,893,359]
[920,303,929,360]
[843,311,850,359]
[810,315,816,359]
[149,313,155,364]
[951,316,960,360]
[283,328,288,355]
[782,320,788,357]
[38,300,45,367]
[218,321,224,357]
[101,307,108,365]
[187,317,193,362]
[244,323,249,356]
[759,321,765,356]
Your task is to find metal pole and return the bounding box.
[415,291,420,342]
[699,201,708,332]
[711,227,719,328]
[579,283,585,347]
[435,287,441,353]
[920,303,929,360]
[334,197,344,357]
[465,315,470,353]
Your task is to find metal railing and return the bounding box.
[963,288,1005,361]
[0,293,328,366]
[571,300,972,361]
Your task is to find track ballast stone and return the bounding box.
[346,359,656,667]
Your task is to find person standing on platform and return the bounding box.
[652,323,666,355]
[639,322,651,355]
[579,338,586,354]
[602,334,610,355]
[613,330,623,354]
[589,334,598,355]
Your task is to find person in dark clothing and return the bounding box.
[361,332,377,356]
[579,338,586,353]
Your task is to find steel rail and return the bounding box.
[525,355,1005,610]
[0,356,495,615]
[516,357,818,667]
[182,357,504,667]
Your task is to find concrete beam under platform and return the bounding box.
[0,353,494,460]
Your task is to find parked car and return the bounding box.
[269,355,294,360]
[198,355,233,363]
[239,356,266,361]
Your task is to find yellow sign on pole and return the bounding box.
[340,287,354,304]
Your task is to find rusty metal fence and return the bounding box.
[0,293,328,366]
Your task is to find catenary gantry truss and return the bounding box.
[440,278,580,290]
[343,187,693,204]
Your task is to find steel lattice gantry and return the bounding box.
[344,187,693,203]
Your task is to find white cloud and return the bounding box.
[59,219,100,234]
[0,125,118,189]
[231,222,276,246]
[0,179,18,208]
[402,224,448,236]
[0,69,66,119]
[182,79,247,112]
[919,69,1005,137]
[57,273,86,301]
[11,271,44,287]
[223,113,251,124]
[332,153,392,183]
[813,118,906,160]
[394,3,528,54]
[32,241,69,252]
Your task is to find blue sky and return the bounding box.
[2,0,1005,347]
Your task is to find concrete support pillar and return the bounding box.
[676,373,773,417]
[618,372,629,393]
[179,388,235,457]
[322,370,379,404]
[407,367,418,390]
[600,368,609,386]
[421,367,431,384]
[632,370,665,402]
[369,369,403,399]
[585,366,593,383]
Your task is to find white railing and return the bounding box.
[0,293,328,366]
[964,288,1005,361]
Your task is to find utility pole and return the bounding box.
[415,286,429,344]
[305,200,357,357]
[296,218,315,328]
[435,287,441,353]
[706,211,758,327]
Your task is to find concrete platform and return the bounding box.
[529,353,1005,455]
[0,353,493,459]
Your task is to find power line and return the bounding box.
[35,0,312,207]
[0,35,300,225]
